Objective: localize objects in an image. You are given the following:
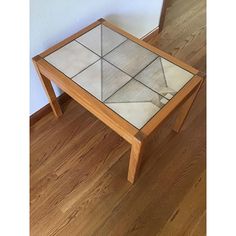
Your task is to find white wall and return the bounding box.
[30,0,163,114]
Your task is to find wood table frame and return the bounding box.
[32,18,204,184]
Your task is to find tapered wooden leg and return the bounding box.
[128,133,146,184]
[33,57,62,117]
[172,80,203,133]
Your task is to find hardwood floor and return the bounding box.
[30,0,206,235]
[150,0,206,73]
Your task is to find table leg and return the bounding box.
[33,59,62,118]
[172,81,203,133]
[128,133,146,184]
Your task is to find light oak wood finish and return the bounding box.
[33,18,202,184]
[30,0,200,127]
[33,56,62,118]
[30,26,158,126]
[128,132,146,183]
[31,0,206,234]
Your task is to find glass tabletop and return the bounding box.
[44,24,194,129]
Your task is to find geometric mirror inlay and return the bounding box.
[44,24,194,129]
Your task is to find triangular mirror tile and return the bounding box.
[101,59,131,101]
[161,58,194,94]
[135,57,176,99]
[105,79,168,108]
[106,102,160,129]
[102,25,127,56]
[76,25,101,56]
[105,79,168,128]
[72,60,102,100]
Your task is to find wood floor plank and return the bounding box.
[158,171,206,236]
[191,210,206,236]
[31,120,129,228]
[31,152,132,236]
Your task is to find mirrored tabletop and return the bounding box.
[44,24,194,129]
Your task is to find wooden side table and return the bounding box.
[33,19,204,184]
